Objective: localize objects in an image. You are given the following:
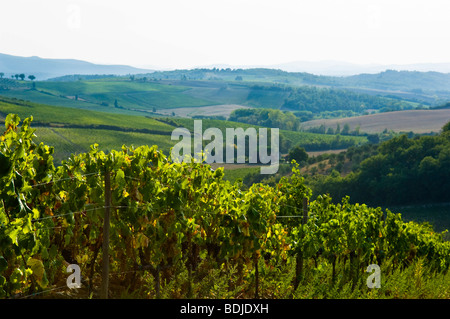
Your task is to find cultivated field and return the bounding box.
[0,97,366,164]
[157,104,252,118]
[301,109,450,134]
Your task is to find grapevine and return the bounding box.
[0,115,449,298]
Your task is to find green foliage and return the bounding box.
[0,114,449,299]
[287,146,308,163]
[174,117,366,154]
[0,114,56,295]
[282,85,413,114]
[308,127,450,206]
[442,121,450,133]
[229,108,301,131]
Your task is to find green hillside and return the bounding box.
[174,117,367,152]
[133,68,450,106]
[0,96,367,163]
[0,96,174,131]
[0,70,424,120]
[0,78,216,114]
[0,97,176,162]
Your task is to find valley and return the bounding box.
[3,0,450,302]
[1,58,450,300]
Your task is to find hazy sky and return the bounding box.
[1,0,450,69]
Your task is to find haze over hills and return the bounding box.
[0,53,153,80]
[2,51,450,80]
[1,52,450,132]
[267,61,450,76]
[195,60,450,76]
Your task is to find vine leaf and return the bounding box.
[26,258,48,288]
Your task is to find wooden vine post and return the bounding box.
[294,197,309,290]
[302,197,308,225]
[100,169,111,299]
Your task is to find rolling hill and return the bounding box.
[144,68,450,105]
[0,74,421,119]
[2,52,450,104]
[1,53,450,140]
[300,109,450,134]
[0,96,367,163]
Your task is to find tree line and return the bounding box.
[282,85,413,114]
[228,108,301,131]
[0,72,36,81]
[307,122,450,206]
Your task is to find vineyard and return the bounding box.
[1,114,450,299]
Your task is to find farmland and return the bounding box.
[301,108,450,134]
[3,0,450,302]
[1,116,450,299]
[1,66,450,301]
[0,71,424,120]
[157,104,251,118]
[0,96,366,163]
[0,97,176,162]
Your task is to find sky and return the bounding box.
[1,0,450,69]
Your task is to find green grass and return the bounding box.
[173,117,368,150]
[0,96,367,165]
[0,96,177,163]
[184,83,252,105]
[0,89,105,110]
[182,82,292,109]
[33,127,174,163]
[0,96,175,131]
[0,79,218,116]
[34,79,216,110]
[31,127,86,162]
[291,257,450,299]
[2,75,422,122]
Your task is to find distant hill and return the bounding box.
[0,53,153,80]
[0,75,420,118]
[147,68,450,105]
[340,70,450,92]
